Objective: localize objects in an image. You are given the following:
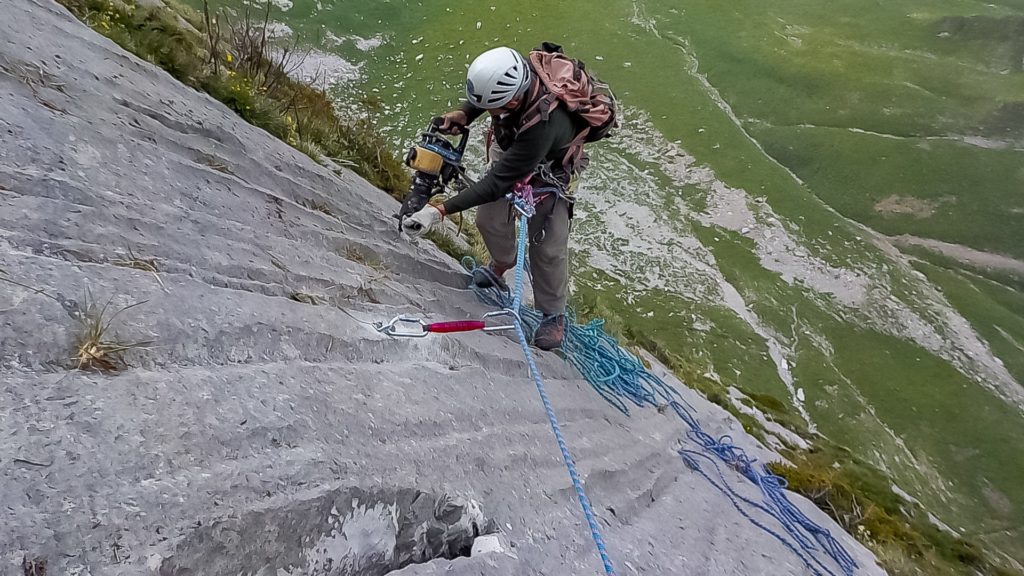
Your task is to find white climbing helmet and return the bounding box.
[465,47,531,109]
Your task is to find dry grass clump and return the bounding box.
[1,271,151,372]
[71,289,151,372]
[111,247,158,274]
[288,292,323,305]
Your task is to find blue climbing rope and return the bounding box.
[462,203,858,576]
[503,204,617,576]
[678,447,837,576]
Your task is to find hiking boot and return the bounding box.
[471,262,510,293]
[534,314,566,351]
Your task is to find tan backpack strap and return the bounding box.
[516,74,558,135]
[520,94,559,134]
[561,127,591,173]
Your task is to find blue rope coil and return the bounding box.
[462,237,859,575]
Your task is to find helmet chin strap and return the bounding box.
[487,100,519,119]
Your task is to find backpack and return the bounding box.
[517,42,618,174]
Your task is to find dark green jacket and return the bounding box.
[442,103,577,214]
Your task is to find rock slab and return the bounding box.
[0,2,885,574]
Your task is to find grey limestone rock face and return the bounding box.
[0,1,884,575]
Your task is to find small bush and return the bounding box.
[200,73,290,139]
[746,391,787,413]
[294,138,324,163]
[128,7,205,83]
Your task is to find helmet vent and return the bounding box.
[465,46,530,109]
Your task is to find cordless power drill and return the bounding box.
[395,119,470,231]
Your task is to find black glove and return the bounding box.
[435,111,467,135]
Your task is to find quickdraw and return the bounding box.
[375,309,516,338]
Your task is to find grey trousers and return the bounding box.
[475,195,570,316]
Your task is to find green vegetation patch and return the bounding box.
[771,442,1020,576]
[693,221,1024,571]
[644,0,1024,262]
[911,259,1024,390]
[58,0,408,196]
[752,125,1024,260]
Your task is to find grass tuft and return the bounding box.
[341,245,391,276]
[342,245,367,265]
[200,156,234,175]
[111,245,166,290]
[72,289,152,372]
[289,292,322,305]
[423,229,475,262]
[299,197,335,217]
[111,245,159,274]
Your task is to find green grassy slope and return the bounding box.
[670,0,1024,259]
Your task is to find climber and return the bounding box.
[402,44,615,351]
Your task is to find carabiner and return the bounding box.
[375,315,431,338]
[508,181,538,218]
[376,312,516,338]
[483,309,519,331]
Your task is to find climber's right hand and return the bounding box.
[434,111,468,135]
[401,204,445,238]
